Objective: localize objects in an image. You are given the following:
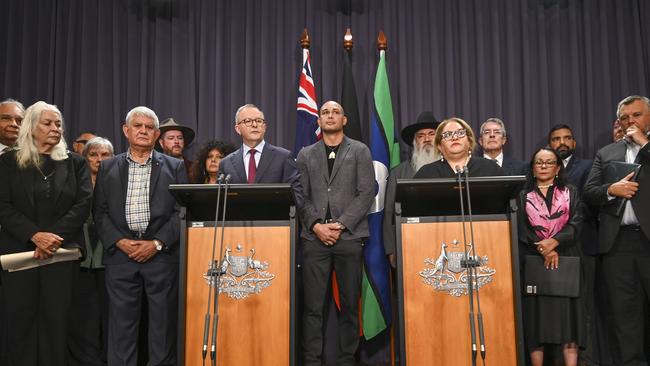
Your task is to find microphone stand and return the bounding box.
[455,166,478,366]
[464,166,487,363]
[211,174,232,366]
[201,174,224,365]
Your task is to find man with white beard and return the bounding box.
[383,112,440,265]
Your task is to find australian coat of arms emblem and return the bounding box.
[204,245,275,300]
[419,240,496,297]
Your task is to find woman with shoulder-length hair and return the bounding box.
[0,101,92,366]
[413,117,504,178]
[518,147,586,366]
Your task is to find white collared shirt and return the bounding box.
[563,155,572,168]
[242,140,265,179]
[484,151,503,167]
[0,142,11,155]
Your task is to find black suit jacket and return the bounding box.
[93,150,188,265]
[502,155,528,176]
[0,151,92,255]
[564,156,593,191]
[218,142,304,208]
[584,140,650,253]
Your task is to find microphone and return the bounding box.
[463,165,487,362]
[202,174,224,364]
[455,164,477,366]
[210,174,232,365]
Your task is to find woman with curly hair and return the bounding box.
[191,140,236,183]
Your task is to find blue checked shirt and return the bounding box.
[125,149,152,234]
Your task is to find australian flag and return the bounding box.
[294,48,320,157]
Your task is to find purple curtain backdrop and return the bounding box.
[1,0,649,161]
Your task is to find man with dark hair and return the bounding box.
[585,95,650,365]
[72,131,97,155]
[478,117,526,175]
[0,99,24,154]
[296,100,374,366]
[548,124,592,190]
[383,111,440,265]
[94,106,187,366]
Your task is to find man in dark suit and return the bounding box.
[584,95,650,366]
[94,106,188,366]
[296,100,375,366]
[549,124,593,191]
[219,103,303,207]
[477,117,527,175]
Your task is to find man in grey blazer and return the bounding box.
[296,100,375,366]
[218,103,303,207]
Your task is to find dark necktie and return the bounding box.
[247,149,257,183]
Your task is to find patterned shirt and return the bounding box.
[125,149,152,234]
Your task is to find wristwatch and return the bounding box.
[153,239,164,251]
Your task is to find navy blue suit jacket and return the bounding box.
[564,155,593,192]
[218,142,304,209]
[93,150,188,265]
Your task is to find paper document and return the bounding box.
[0,248,81,272]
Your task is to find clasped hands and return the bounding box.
[117,239,158,263]
[313,222,343,246]
[535,238,560,270]
[31,231,63,260]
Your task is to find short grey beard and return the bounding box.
[411,143,440,172]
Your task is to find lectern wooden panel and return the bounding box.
[170,184,297,366]
[395,177,525,366]
[184,227,290,366]
[400,221,517,365]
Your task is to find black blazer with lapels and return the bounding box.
[0,151,92,256]
[584,139,650,253]
[93,150,188,265]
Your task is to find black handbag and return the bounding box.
[523,255,581,298]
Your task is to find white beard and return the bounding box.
[411,143,440,172]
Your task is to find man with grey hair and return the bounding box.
[585,95,650,365]
[94,106,188,366]
[0,99,25,154]
[383,111,440,264]
[478,117,526,175]
[218,103,303,206]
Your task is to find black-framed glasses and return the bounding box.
[237,118,266,127]
[534,160,558,167]
[441,129,467,141]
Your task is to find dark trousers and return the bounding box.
[0,261,75,366]
[105,261,178,366]
[602,226,650,366]
[302,238,363,366]
[68,267,109,366]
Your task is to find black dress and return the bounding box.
[413,156,504,178]
[517,185,587,350]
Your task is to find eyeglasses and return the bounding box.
[482,129,504,136]
[237,118,266,127]
[534,160,558,167]
[441,129,467,141]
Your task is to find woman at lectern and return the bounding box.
[517,147,585,366]
[191,140,236,183]
[413,117,504,178]
[0,101,92,365]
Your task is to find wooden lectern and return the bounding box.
[170,183,298,366]
[395,176,526,365]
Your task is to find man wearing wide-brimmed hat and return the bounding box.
[383,111,441,265]
[157,117,195,175]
